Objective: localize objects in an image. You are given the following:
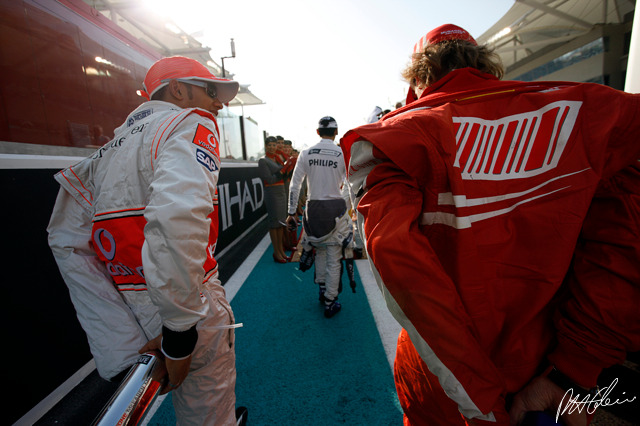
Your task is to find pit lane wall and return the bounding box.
[0,155,265,425]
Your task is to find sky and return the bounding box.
[147,0,516,150]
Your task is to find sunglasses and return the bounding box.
[175,79,218,100]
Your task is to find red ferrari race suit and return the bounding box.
[47,101,237,425]
[340,68,640,424]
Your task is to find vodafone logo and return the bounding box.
[93,227,145,281]
[93,228,116,261]
[192,124,220,161]
[207,133,218,150]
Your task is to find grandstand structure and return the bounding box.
[478,0,636,91]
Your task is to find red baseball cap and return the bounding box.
[406,24,477,105]
[140,56,239,103]
[413,23,477,54]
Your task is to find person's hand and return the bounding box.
[163,356,192,394]
[286,215,298,231]
[139,335,162,354]
[139,335,192,394]
[281,157,296,173]
[509,375,587,426]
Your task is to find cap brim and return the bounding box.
[198,78,240,104]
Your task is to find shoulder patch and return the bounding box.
[127,108,153,127]
[192,123,220,160]
[196,148,219,172]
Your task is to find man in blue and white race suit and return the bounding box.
[286,116,352,318]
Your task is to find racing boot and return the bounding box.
[345,258,356,293]
[236,407,248,426]
[324,298,341,318]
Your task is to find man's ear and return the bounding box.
[167,79,184,100]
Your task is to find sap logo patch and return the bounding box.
[196,149,218,172]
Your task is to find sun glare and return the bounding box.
[140,0,197,28]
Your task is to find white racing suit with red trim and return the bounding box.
[47,101,236,425]
[340,68,640,424]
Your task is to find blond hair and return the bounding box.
[402,40,504,88]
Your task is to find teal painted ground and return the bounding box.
[149,243,402,425]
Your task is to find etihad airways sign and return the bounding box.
[215,165,266,253]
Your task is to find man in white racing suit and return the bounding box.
[47,56,241,425]
[286,116,352,318]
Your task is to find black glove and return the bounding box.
[298,248,315,272]
[286,215,298,232]
[345,258,356,292]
